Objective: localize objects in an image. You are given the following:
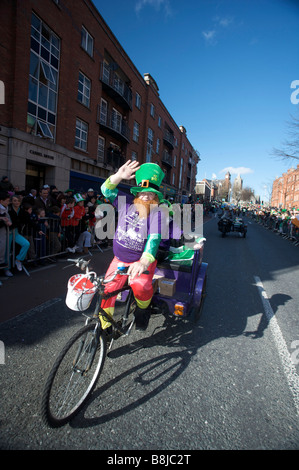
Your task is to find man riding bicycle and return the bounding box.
[100,160,165,331]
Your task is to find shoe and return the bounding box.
[15,260,23,271]
[4,269,13,277]
[104,324,121,343]
[66,247,75,253]
[134,307,150,331]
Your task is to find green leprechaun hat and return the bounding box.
[130,163,165,201]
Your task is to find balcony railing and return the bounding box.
[100,62,132,110]
[97,149,125,169]
[162,150,172,167]
[163,129,174,149]
[97,105,130,143]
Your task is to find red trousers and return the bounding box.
[101,256,157,315]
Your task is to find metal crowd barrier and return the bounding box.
[3,217,109,277]
[250,212,299,244]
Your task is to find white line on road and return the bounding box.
[254,275,299,416]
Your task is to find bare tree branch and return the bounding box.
[271,110,299,161]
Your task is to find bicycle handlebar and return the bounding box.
[66,257,149,282]
[103,266,149,284]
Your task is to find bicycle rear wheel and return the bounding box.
[41,322,107,427]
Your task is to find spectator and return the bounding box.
[48,206,62,254]
[19,202,37,260]
[34,187,52,215]
[0,191,12,281]
[56,193,67,209]
[48,186,60,207]
[23,189,37,206]
[8,195,30,272]
[86,188,95,204]
[60,196,75,250]
[35,207,49,259]
[69,193,86,252]
[0,176,14,193]
[75,205,94,254]
[65,188,74,197]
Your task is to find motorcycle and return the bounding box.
[218,216,247,238]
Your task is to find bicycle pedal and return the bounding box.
[124,319,135,336]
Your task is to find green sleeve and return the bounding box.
[101,177,118,203]
[142,233,162,263]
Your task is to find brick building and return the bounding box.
[271,165,299,209]
[0,0,199,201]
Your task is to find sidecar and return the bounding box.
[218,217,247,238]
[151,245,208,322]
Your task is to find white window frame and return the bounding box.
[102,61,110,84]
[146,128,153,162]
[75,118,88,151]
[111,108,122,133]
[156,137,160,154]
[133,121,139,142]
[135,92,141,109]
[97,135,105,162]
[81,26,93,57]
[100,98,107,125]
[114,74,124,95]
[78,71,91,107]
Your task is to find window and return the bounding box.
[150,103,155,117]
[81,26,93,57]
[75,118,88,151]
[131,151,137,161]
[156,138,160,154]
[111,108,122,133]
[37,120,53,138]
[114,74,124,96]
[102,61,110,84]
[133,121,139,142]
[146,128,153,162]
[78,71,91,107]
[27,13,60,140]
[135,92,141,109]
[100,98,107,125]
[97,136,105,162]
[179,157,183,189]
[158,116,162,127]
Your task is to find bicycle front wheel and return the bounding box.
[41,322,107,427]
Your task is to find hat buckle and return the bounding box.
[140,179,150,188]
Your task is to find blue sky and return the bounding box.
[94,0,299,201]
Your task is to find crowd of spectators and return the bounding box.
[247,205,299,245]
[0,176,110,286]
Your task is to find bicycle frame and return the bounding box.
[68,258,138,338]
[89,282,135,336]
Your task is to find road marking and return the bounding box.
[254,276,299,416]
[0,298,62,326]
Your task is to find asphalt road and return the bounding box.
[0,215,299,450]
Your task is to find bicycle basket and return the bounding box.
[66,273,97,311]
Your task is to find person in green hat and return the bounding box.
[99,160,165,331]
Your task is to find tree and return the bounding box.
[272,111,299,162]
[240,187,255,202]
